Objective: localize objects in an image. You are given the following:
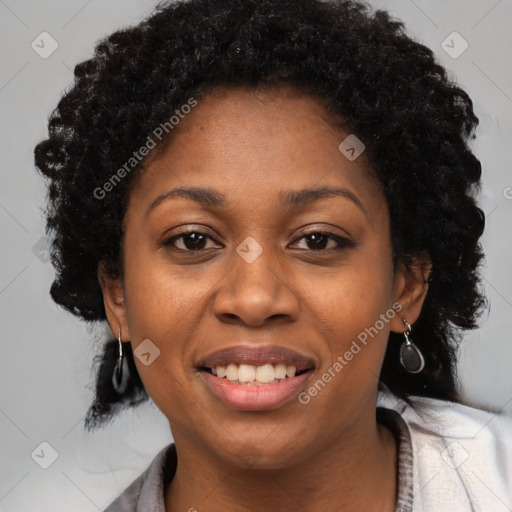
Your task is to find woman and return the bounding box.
[34,0,511,510]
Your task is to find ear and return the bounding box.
[98,263,130,341]
[390,252,432,333]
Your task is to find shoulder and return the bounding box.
[379,391,512,511]
[103,443,176,512]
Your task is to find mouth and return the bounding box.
[196,345,316,410]
[198,363,311,385]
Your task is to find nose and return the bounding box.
[212,244,300,327]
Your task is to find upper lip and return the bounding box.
[197,345,316,371]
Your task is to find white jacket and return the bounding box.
[377,390,512,511]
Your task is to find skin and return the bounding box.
[100,86,430,512]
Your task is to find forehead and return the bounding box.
[129,86,386,219]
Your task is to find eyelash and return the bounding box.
[161,228,354,253]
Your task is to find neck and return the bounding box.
[165,409,398,512]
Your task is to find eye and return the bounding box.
[292,231,353,251]
[161,229,353,253]
[162,230,221,251]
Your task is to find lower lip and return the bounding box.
[199,370,313,411]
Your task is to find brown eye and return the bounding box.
[163,231,218,251]
[293,232,353,251]
[302,233,331,250]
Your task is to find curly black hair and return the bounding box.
[34,0,486,429]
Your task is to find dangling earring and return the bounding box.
[112,328,129,394]
[399,319,425,374]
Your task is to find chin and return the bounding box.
[214,434,311,471]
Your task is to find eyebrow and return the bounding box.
[279,186,366,214]
[147,187,225,216]
[147,185,366,217]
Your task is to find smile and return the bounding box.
[199,369,314,410]
[196,345,316,410]
[203,362,307,384]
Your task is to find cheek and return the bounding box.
[123,242,217,336]
[121,250,212,403]
[301,252,396,368]
[294,271,396,420]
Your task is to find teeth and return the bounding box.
[256,363,275,383]
[238,364,256,382]
[210,363,300,383]
[286,365,296,378]
[275,363,287,379]
[225,364,239,381]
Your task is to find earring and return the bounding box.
[112,328,129,394]
[399,319,425,374]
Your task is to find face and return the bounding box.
[102,86,427,469]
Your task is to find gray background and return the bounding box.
[1,0,511,510]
